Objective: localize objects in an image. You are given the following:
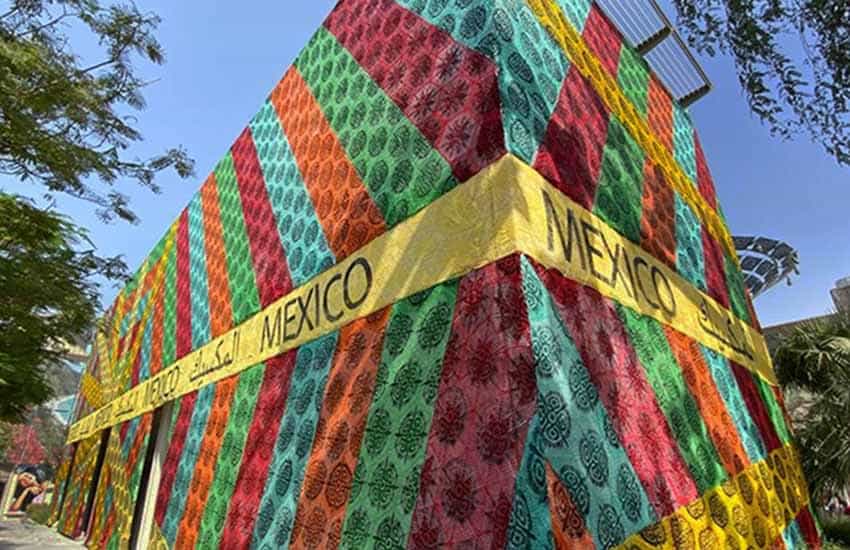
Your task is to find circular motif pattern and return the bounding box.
[369,460,399,509]
[390,361,420,407]
[534,327,561,378]
[418,302,453,349]
[539,391,571,448]
[560,464,590,517]
[597,504,625,550]
[617,464,643,523]
[396,410,427,459]
[569,358,599,410]
[434,387,467,445]
[579,430,609,486]
[326,463,353,509]
[477,404,516,465]
[440,458,476,523]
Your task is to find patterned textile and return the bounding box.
[58,1,818,549]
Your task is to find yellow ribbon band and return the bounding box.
[618,444,810,549]
[526,0,738,261]
[67,155,773,443]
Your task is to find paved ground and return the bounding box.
[0,518,81,550]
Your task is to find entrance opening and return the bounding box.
[128,407,163,549]
[80,428,110,538]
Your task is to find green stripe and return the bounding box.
[616,306,726,493]
[295,27,455,227]
[196,153,268,548]
[754,375,793,445]
[339,281,459,549]
[593,117,645,244]
[617,46,649,117]
[724,254,752,325]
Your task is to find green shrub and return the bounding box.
[822,515,850,547]
[25,503,51,525]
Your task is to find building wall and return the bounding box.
[54,1,818,548]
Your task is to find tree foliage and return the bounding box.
[0,1,193,419]
[0,0,194,223]
[774,314,850,500]
[672,0,850,165]
[0,195,113,421]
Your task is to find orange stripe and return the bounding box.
[290,308,391,549]
[149,289,165,376]
[272,67,386,259]
[547,463,595,549]
[125,414,152,478]
[664,327,750,476]
[647,75,673,153]
[174,176,238,549]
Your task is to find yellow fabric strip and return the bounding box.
[618,444,810,549]
[79,372,105,410]
[66,155,774,443]
[525,0,738,261]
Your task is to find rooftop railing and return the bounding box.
[596,0,712,107]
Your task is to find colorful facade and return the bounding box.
[52,1,820,548]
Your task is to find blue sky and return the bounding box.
[9,1,849,327]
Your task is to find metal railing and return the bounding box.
[595,0,712,107]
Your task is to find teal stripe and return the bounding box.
[162,239,179,368]
[395,0,571,163]
[250,333,339,549]
[675,195,707,291]
[673,104,697,183]
[509,257,655,549]
[617,46,650,117]
[700,346,767,462]
[248,101,336,284]
[121,417,141,460]
[554,0,593,30]
[783,519,806,548]
[161,194,214,545]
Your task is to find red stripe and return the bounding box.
[795,506,822,548]
[219,353,297,548]
[218,129,298,546]
[531,260,699,517]
[153,211,195,527]
[154,393,198,527]
[702,230,731,308]
[534,67,610,209]
[230,129,292,306]
[640,162,677,269]
[408,256,535,548]
[582,5,623,78]
[729,363,782,453]
[324,0,504,182]
[694,134,718,210]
